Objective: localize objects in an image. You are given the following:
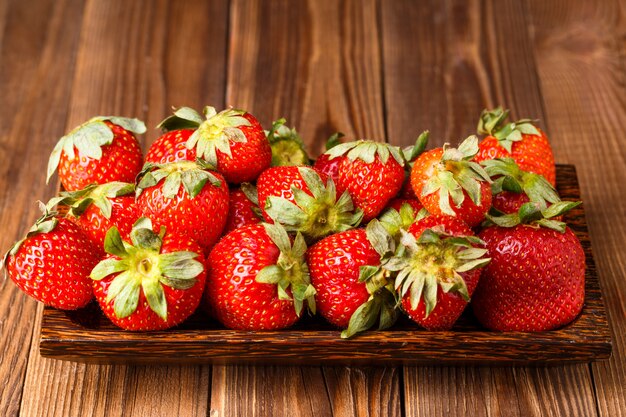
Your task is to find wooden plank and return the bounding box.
[526,1,626,416]
[381,0,599,416]
[0,1,85,416]
[211,1,399,416]
[17,0,229,416]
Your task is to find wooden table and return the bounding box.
[1,0,624,415]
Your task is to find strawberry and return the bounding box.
[90,219,206,331]
[146,106,271,183]
[410,136,492,227]
[136,159,229,253]
[325,140,405,222]
[307,220,398,338]
[481,158,560,214]
[475,107,556,186]
[47,182,141,248]
[224,184,263,234]
[2,204,99,309]
[265,118,310,166]
[205,223,316,330]
[257,166,363,241]
[378,200,427,244]
[47,117,145,191]
[399,131,430,200]
[386,215,490,330]
[313,132,345,188]
[472,201,585,331]
[387,198,424,213]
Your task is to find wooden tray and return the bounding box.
[39,165,612,365]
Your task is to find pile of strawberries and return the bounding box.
[2,106,586,337]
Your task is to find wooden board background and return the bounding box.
[0,0,624,416]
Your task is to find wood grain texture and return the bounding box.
[0,1,85,416]
[381,0,600,416]
[527,1,626,416]
[211,1,398,416]
[16,0,229,416]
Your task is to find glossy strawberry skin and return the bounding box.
[411,148,492,227]
[224,188,261,234]
[402,215,480,330]
[59,122,143,191]
[307,229,378,328]
[137,173,229,253]
[475,128,556,186]
[337,156,404,222]
[145,114,271,184]
[472,225,585,331]
[71,195,141,248]
[93,236,207,331]
[313,154,346,195]
[6,219,99,309]
[205,224,299,330]
[256,166,328,222]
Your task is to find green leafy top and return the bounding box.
[384,227,490,318]
[3,202,59,267]
[324,140,405,166]
[341,220,399,339]
[135,159,223,200]
[477,106,541,153]
[402,130,430,163]
[264,167,363,242]
[255,223,316,317]
[157,106,252,166]
[421,136,492,216]
[378,203,429,243]
[481,158,560,209]
[47,116,146,183]
[325,132,344,151]
[485,201,581,233]
[265,118,310,166]
[47,182,135,219]
[90,218,204,320]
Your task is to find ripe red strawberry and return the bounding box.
[472,201,585,331]
[91,219,206,331]
[307,221,398,338]
[3,204,99,309]
[410,136,492,227]
[205,223,316,330]
[313,132,344,188]
[146,106,271,183]
[224,184,262,234]
[325,140,405,222]
[481,158,560,214]
[47,117,145,191]
[386,215,490,330]
[48,182,141,248]
[266,118,310,166]
[398,131,430,200]
[136,160,229,253]
[257,166,363,241]
[475,107,556,186]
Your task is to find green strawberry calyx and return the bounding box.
[157,106,252,167]
[341,219,400,339]
[255,223,316,317]
[481,158,560,209]
[421,135,492,216]
[378,203,429,243]
[477,106,541,153]
[47,116,146,183]
[325,132,345,151]
[485,201,581,233]
[46,182,135,219]
[264,167,364,242]
[265,118,310,166]
[324,139,405,167]
[135,159,223,200]
[402,130,430,164]
[385,227,490,318]
[239,182,264,220]
[3,202,59,269]
[90,218,204,320]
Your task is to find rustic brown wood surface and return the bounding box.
[0,0,624,416]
